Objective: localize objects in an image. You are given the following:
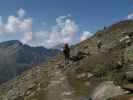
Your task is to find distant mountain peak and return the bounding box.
[0,40,23,46]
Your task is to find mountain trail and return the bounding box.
[44,60,85,100]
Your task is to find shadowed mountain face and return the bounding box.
[0,40,60,84]
[0,20,133,100]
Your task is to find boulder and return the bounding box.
[70,51,90,61]
[126,71,133,81]
[91,81,125,100]
[122,84,133,92]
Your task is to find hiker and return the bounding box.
[63,43,70,65]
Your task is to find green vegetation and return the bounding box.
[0,88,7,96]
[94,64,106,77]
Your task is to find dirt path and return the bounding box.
[44,61,84,100]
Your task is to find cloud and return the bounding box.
[5,16,32,33]
[0,8,33,43]
[28,15,78,48]
[0,9,81,48]
[21,32,33,43]
[17,8,26,18]
[80,31,93,41]
[127,13,133,19]
[0,8,34,49]
[0,8,32,35]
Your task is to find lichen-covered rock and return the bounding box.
[91,81,125,100]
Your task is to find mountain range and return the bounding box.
[0,20,133,100]
[0,40,60,84]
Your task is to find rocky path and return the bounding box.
[44,62,83,100]
[0,56,87,100]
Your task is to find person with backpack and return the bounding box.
[63,43,70,65]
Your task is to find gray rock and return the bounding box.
[126,71,133,81]
[91,81,125,100]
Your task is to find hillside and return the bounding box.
[0,20,133,100]
[0,40,60,84]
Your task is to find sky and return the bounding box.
[0,0,132,48]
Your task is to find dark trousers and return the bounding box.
[65,56,70,65]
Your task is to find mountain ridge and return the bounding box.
[0,20,133,100]
[0,40,60,84]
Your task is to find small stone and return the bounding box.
[86,73,93,79]
[62,91,72,96]
[85,81,90,86]
[77,73,86,79]
[26,90,31,95]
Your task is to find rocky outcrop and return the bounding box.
[125,64,133,82]
[122,84,133,92]
[91,81,126,100]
